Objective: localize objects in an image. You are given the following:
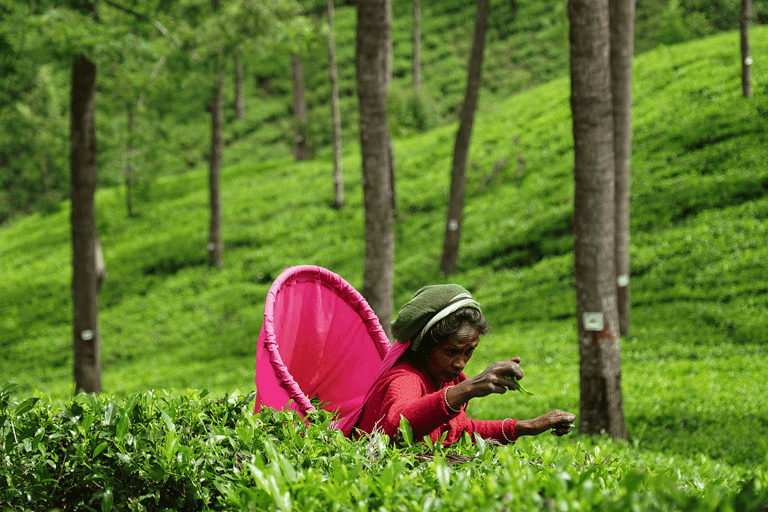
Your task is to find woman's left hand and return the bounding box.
[516,410,576,437]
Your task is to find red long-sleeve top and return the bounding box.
[355,361,517,445]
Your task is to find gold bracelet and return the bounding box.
[501,418,514,443]
[444,386,461,414]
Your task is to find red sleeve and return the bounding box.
[460,417,518,445]
[357,364,518,446]
[378,370,459,440]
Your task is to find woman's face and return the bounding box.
[423,324,480,386]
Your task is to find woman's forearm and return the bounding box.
[445,379,478,410]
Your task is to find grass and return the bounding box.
[1,26,767,484]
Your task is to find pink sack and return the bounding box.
[254,265,390,429]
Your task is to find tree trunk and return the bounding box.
[357,0,394,339]
[327,0,344,209]
[385,0,395,213]
[609,0,635,337]
[440,0,489,275]
[292,54,309,161]
[413,0,421,90]
[740,0,752,98]
[95,234,106,291]
[569,0,627,439]
[70,54,102,395]
[208,65,224,269]
[386,0,393,87]
[125,105,135,218]
[235,55,245,119]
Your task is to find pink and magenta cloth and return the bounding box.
[254,265,392,432]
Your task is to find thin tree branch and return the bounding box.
[99,0,147,21]
[137,54,167,110]
[99,0,202,61]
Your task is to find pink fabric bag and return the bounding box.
[254,265,391,430]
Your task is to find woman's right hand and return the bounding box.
[463,357,524,399]
[446,357,525,412]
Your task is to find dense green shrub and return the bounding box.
[387,82,443,137]
[2,383,766,512]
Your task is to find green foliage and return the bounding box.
[387,82,443,137]
[1,382,766,511]
[1,21,768,512]
[0,63,69,221]
[2,0,763,223]
[636,0,767,51]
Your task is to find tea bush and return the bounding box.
[2,383,766,512]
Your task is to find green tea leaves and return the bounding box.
[13,397,38,416]
[515,379,534,396]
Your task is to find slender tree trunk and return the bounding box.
[388,131,396,212]
[292,54,309,161]
[125,105,135,218]
[413,0,421,90]
[357,0,394,339]
[385,0,396,212]
[235,55,245,119]
[207,0,224,268]
[208,65,224,269]
[569,0,627,439]
[609,0,635,336]
[740,0,752,98]
[386,0,393,86]
[440,0,489,275]
[70,54,102,395]
[327,0,344,209]
[95,235,106,291]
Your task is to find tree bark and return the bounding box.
[357,0,394,339]
[292,54,309,161]
[569,0,627,439]
[386,0,393,87]
[413,0,421,90]
[609,0,635,337]
[70,54,102,395]
[235,54,245,119]
[327,0,344,209]
[208,65,224,269]
[440,0,489,275]
[385,0,395,213]
[740,0,752,98]
[125,105,135,218]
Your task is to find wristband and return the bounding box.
[444,386,462,414]
[501,418,515,443]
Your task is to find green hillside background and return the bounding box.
[1,1,767,479]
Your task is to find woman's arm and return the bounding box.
[445,357,524,410]
[378,371,457,440]
[515,410,576,436]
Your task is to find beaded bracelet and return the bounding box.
[443,386,462,414]
[501,418,515,443]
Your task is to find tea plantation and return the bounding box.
[1,28,767,511]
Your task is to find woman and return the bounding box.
[349,284,576,445]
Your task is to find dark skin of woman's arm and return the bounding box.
[445,357,576,436]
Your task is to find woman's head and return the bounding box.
[418,306,490,355]
[408,307,490,384]
[391,284,490,384]
[391,284,483,348]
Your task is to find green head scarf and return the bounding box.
[390,284,482,350]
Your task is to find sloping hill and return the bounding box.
[1,27,766,465]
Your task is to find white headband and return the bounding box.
[417,293,478,347]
